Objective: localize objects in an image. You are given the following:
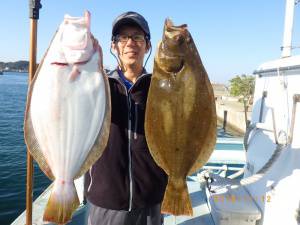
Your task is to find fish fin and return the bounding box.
[161,177,193,216]
[43,180,79,224]
[23,41,56,180]
[24,110,55,180]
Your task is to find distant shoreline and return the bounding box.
[2,70,28,74]
[0,60,29,73]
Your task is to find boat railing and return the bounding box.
[288,94,300,144]
[244,107,279,151]
[202,164,245,179]
[245,93,300,148]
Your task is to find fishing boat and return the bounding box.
[206,0,300,224]
[12,0,300,224]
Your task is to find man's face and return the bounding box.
[112,25,149,69]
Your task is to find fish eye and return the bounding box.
[174,35,184,45]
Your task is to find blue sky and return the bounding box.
[1,0,300,83]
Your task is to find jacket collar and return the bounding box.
[108,68,150,82]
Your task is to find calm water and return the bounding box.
[0,72,50,225]
[0,72,242,225]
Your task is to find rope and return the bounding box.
[240,143,286,185]
[227,168,245,179]
[205,143,286,191]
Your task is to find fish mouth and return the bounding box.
[162,18,188,57]
[157,18,189,74]
[165,18,187,33]
[164,18,188,42]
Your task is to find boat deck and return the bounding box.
[12,138,244,225]
[12,176,215,225]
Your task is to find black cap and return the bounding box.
[112,11,150,41]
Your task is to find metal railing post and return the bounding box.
[26,1,42,224]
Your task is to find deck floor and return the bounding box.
[11,176,215,225]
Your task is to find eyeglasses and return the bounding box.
[115,34,146,43]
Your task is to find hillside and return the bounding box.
[0,61,29,72]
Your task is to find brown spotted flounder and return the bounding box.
[145,18,216,216]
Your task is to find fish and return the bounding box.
[145,18,217,216]
[24,11,111,224]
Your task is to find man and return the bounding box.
[84,11,168,225]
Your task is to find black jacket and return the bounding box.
[84,69,168,210]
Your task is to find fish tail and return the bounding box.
[161,176,193,216]
[43,179,79,224]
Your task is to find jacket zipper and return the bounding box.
[127,95,133,211]
[110,73,150,211]
[129,73,150,142]
[110,78,133,211]
[134,102,138,140]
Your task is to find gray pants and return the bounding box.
[86,201,164,225]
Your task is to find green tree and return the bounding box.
[229,74,255,128]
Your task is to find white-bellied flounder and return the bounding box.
[145,18,216,216]
[24,11,110,224]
